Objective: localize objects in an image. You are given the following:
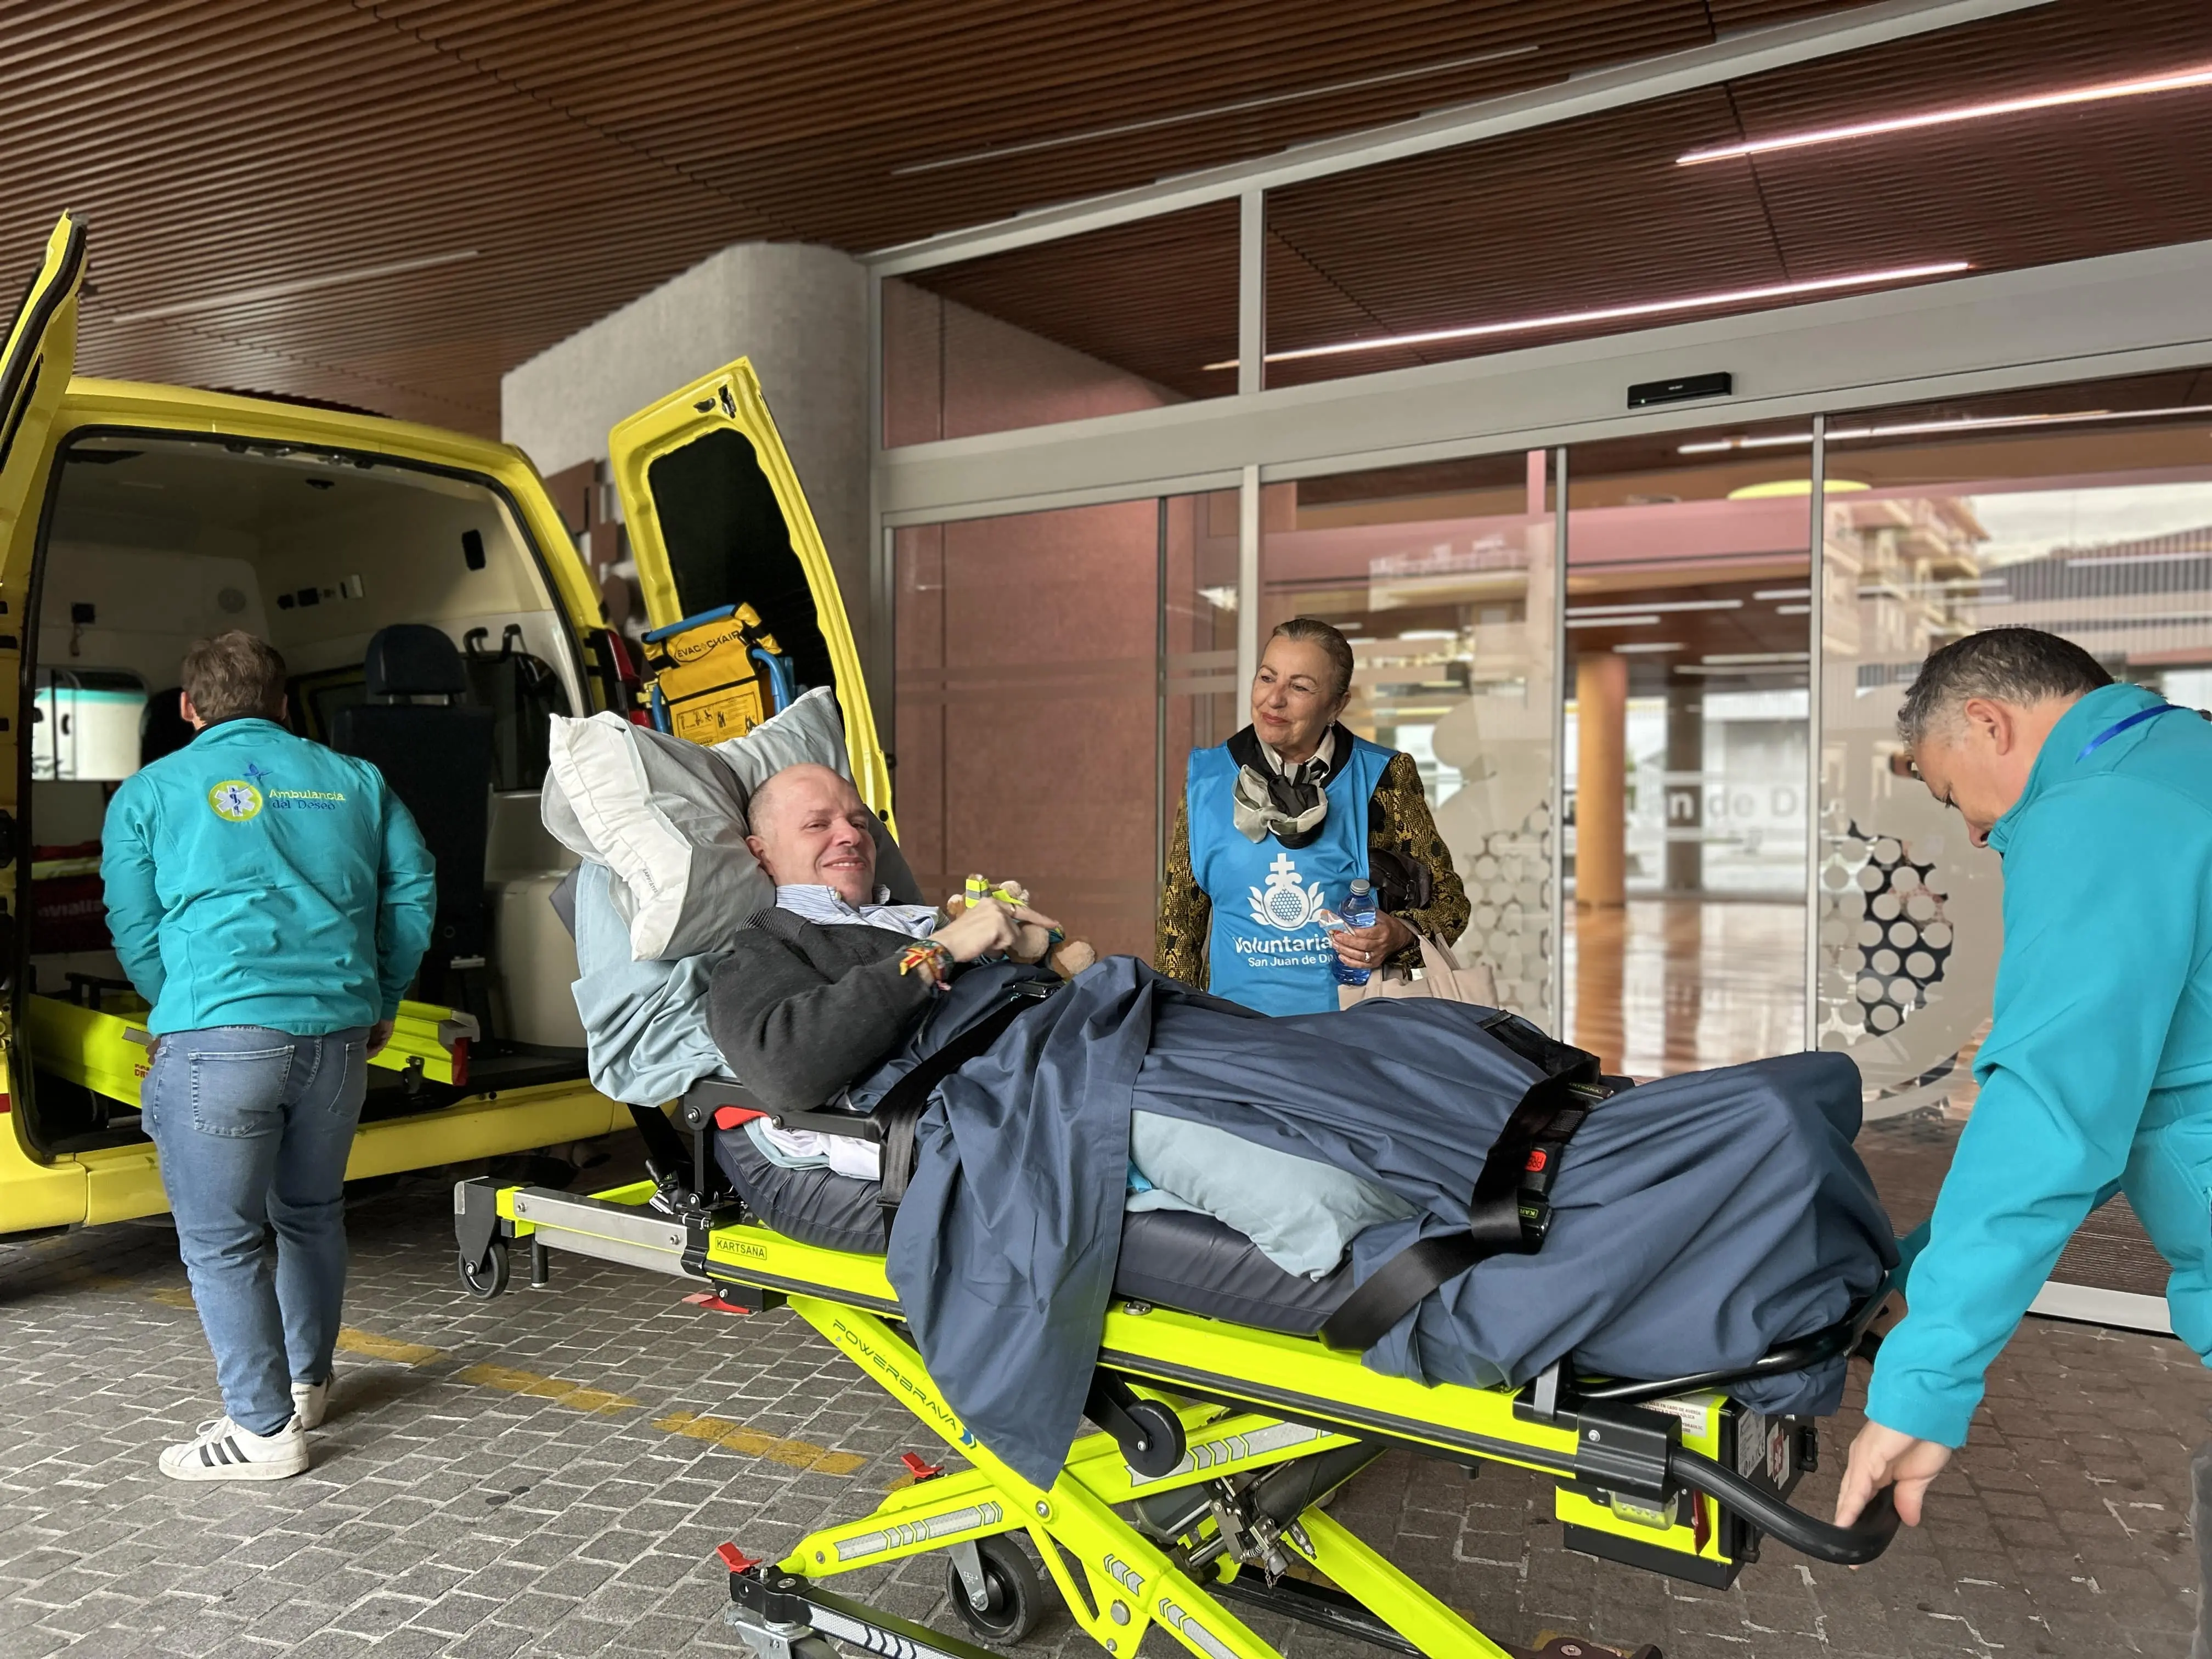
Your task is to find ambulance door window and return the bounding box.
[645,427,833,693]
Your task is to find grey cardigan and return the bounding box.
[704,909,936,1115]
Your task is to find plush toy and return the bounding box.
[944,874,1099,981]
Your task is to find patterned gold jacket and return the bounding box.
[1155,748,1470,989]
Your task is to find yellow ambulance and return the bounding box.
[0,212,887,1237]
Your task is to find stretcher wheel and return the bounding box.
[946,1534,1042,1645]
[459,1237,510,1299]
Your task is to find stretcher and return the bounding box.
[453,1087,1899,1659]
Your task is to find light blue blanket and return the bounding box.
[569,861,729,1107]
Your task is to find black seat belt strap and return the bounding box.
[874,989,1049,1211]
[1317,1025,1604,1353]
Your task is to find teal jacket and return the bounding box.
[1868,683,2212,1446]
[101,719,438,1036]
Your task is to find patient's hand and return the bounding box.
[933,898,1062,963]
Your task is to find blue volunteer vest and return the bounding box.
[1187,730,1395,1015]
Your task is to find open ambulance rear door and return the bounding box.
[0,213,88,1226]
[606,360,890,816]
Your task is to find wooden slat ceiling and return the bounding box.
[918,0,2212,399]
[2,0,1861,433]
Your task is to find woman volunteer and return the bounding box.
[1157,617,1469,1014]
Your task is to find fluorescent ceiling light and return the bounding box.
[1702,652,1808,664]
[1613,641,1684,653]
[1774,603,1812,616]
[1395,629,1460,640]
[1678,61,2212,167]
[1753,588,1810,600]
[1566,614,1659,628]
[1568,598,1742,617]
[105,250,481,324]
[898,43,1539,175]
[1205,261,1967,370]
[1679,402,2212,454]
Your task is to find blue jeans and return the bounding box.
[144,1025,369,1435]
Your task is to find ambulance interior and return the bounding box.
[26,433,594,1153]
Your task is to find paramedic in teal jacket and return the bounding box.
[102,630,435,1483]
[1835,628,2212,1556]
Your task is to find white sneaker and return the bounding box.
[292,1373,333,1430]
[158,1414,309,1481]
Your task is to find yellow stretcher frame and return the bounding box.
[454,1177,1898,1659]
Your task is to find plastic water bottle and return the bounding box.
[1333,879,1378,986]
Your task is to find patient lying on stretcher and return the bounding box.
[553,739,1894,1484]
[705,764,1419,1278]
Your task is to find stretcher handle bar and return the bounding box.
[1572,1282,1887,1406]
[1671,1446,1899,1565]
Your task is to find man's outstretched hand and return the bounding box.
[932,897,1063,963]
[1835,1419,1951,1528]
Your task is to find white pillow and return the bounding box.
[540,689,862,962]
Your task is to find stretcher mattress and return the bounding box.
[715,1127,1355,1335]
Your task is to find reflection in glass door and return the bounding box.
[1558,427,1818,1076]
[1257,452,1563,1029]
[893,489,1238,962]
[1807,385,2212,1317]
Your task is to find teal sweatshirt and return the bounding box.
[101,718,438,1036]
[1867,682,2212,1446]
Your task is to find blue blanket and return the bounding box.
[885,956,1893,1489]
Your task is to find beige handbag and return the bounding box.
[1339,933,1499,1010]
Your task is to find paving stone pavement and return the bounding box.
[1,1132,2205,1659]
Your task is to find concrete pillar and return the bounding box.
[1575,652,1628,907]
[500,242,874,693]
[1664,686,1704,894]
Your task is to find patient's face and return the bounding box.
[748,769,878,904]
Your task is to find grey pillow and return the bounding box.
[541,688,915,959]
[1127,1111,1417,1280]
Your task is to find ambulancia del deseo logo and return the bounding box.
[208,780,263,821]
[1249,851,1326,932]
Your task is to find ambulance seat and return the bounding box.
[330,625,493,961]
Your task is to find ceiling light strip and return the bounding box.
[1678,61,2212,166]
[896,44,1541,176]
[1678,402,2212,455]
[106,251,482,324]
[1207,261,1967,369]
[1567,598,1745,616]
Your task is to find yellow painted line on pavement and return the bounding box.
[457,1362,639,1415]
[136,1280,859,1472]
[652,1410,867,1475]
[337,1326,445,1366]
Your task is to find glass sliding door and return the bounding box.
[1558,424,1819,1076]
[892,489,1239,963]
[1256,450,1564,1029]
[1807,379,2212,1312]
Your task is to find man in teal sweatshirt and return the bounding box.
[103,630,436,1481]
[1835,629,2212,1587]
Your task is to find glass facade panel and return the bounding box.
[1257,451,1561,1027]
[1808,384,2212,1296]
[1559,424,1818,1076]
[892,490,1238,962]
[882,201,1238,448]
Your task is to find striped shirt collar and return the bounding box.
[774,883,939,940]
